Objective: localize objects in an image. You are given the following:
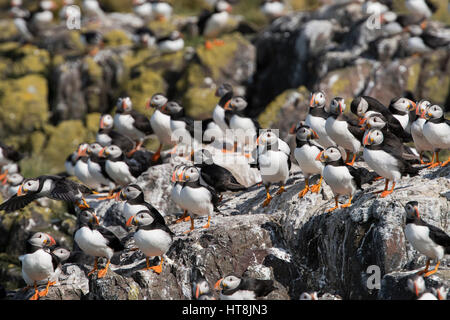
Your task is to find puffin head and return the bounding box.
[88,143,104,156]
[126,210,154,227]
[164,101,183,116]
[350,97,369,119]
[99,114,113,129]
[416,100,431,117]
[11,0,22,7]
[424,104,443,120]
[116,97,133,114]
[40,0,56,11]
[329,97,346,115]
[295,124,319,141]
[362,129,384,146]
[182,166,200,182]
[17,178,40,196]
[147,93,168,110]
[101,145,122,159]
[228,96,247,111]
[28,232,56,248]
[364,113,387,130]
[169,30,183,40]
[7,173,24,186]
[404,201,420,220]
[316,146,342,163]
[214,274,241,291]
[75,143,90,160]
[171,164,186,182]
[51,247,71,263]
[119,184,143,201]
[216,0,232,13]
[299,292,319,300]
[257,130,278,148]
[78,208,100,226]
[309,91,326,108]
[194,279,212,299]
[407,276,426,298]
[390,97,416,113]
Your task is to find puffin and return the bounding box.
[74,208,125,278]
[74,143,102,190]
[113,97,153,152]
[96,114,136,156]
[4,173,24,199]
[254,130,290,208]
[59,0,78,22]
[260,0,286,21]
[212,83,234,132]
[0,141,23,166]
[29,0,56,34]
[118,184,165,222]
[147,93,175,162]
[305,91,336,148]
[19,233,58,300]
[20,246,70,300]
[81,30,104,56]
[214,274,276,300]
[351,96,412,142]
[102,145,154,186]
[362,129,421,197]
[157,30,184,54]
[191,268,215,300]
[132,0,153,21]
[325,97,364,165]
[292,121,324,198]
[409,100,434,164]
[179,166,220,233]
[0,162,21,183]
[64,149,78,176]
[0,175,93,213]
[404,201,450,277]
[82,0,107,23]
[422,104,450,168]
[126,209,174,274]
[316,146,377,212]
[170,164,190,223]
[9,0,33,42]
[405,0,437,19]
[26,232,57,254]
[133,26,156,49]
[151,0,173,22]
[197,0,232,49]
[388,97,417,133]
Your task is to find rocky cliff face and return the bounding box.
[4,159,449,300]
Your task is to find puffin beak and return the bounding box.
[120,190,126,200]
[214,279,223,290]
[289,124,296,134]
[122,100,127,110]
[427,112,433,118]
[315,151,324,161]
[414,282,419,297]
[48,235,56,246]
[256,136,260,144]
[126,216,135,227]
[309,94,315,107]
[115,190,122,201]
[223,100,232,111]
[92,214,100,225]
[359,118,367,126]
[420,109,426,118]
[363,133,371,145]
[17,185,25,196]
[195,284,201,299]
[226,4,232,13]
[1,177,8,185]
[100,118,105,129]
[98,147,106,157]
[407,101,416,111]
[414,207,420,219]
[0,170,8,181]
[145,99,151,109]
[311,129,319,139]
[161,104,167,113]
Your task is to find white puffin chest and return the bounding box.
[325,118,360,152]
[171,183,183,208]
[405,223,445,260]
[306,114,336,148]
[363,148,402,181]
[258,150,289,184]
[180,186,213,216]
[393,114,410,130]
[74,226,112,259]
[204,11,229,38]
[150,110,174,145]
[158,38,184,53]
[294,144,323,176]
[21,250,54,284]
[114,114,143,140]
[212,105,227,131]
[423,122,450,149]
[134,228,172,257]
[411,118,433,152]
[96,132,112,146]
[105,160,135,186]
[322,165,356,196]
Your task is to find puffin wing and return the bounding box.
[96,226,124,251]
[197,9,213,35]
[0,193,40,212]
[424,0,438,13]
[347,124,365,141]
[108,130,136,153]
[131,110,153,135]
[423,221,450,250]
[240,278,276,297]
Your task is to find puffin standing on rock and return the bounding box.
[147,93,174,162]
[126,210,174,274]
[0,175,93,212]
[363,129,421,197]
[404,201,450,277]
[118,184,165,222]
[316,146,377,212]
[254,130,290,208]
[197,0,233,50]
[409,100,434,164]
[292,122,324,198]
[422,104,450,168]
[214,274,276,300]
[74,208,125,278]
[96,114,136,156]
[0,142,23,166]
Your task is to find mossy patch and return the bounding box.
[104,29,133,48]
[406,61,421,92]
[0,74,49,138]
[182,87,218,118]
[0,20,19,42]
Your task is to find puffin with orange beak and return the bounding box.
[170,165,190,224]
[118,184,164,224]
[74,208,124,279]
[74,143,102,191]
[388,97,417,133]
[317,146,377,212]
[362,129,421,198]
[404,201,450,278]
[214,273,276,300]
[96,114,136,156]
[0,175,93,213]
[198,0,232,50]
[191,268,215,300]
[113,97,153,155]
[147,93,174,162]
[325,97,364,166]
[305,91,336,149]
[126,210,173,275]
[0,141,23,167]
[292,121,324,198]
[422,104,450,168]
[409,100,435,164]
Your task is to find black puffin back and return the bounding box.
[239,277,276,298]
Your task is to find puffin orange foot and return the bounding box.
[149,264,162,274]
[262,196,272,207]
[380,190,393,198]
[326,206,339,213]
[298,187,309,199]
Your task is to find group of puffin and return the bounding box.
[1,80,448,300]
